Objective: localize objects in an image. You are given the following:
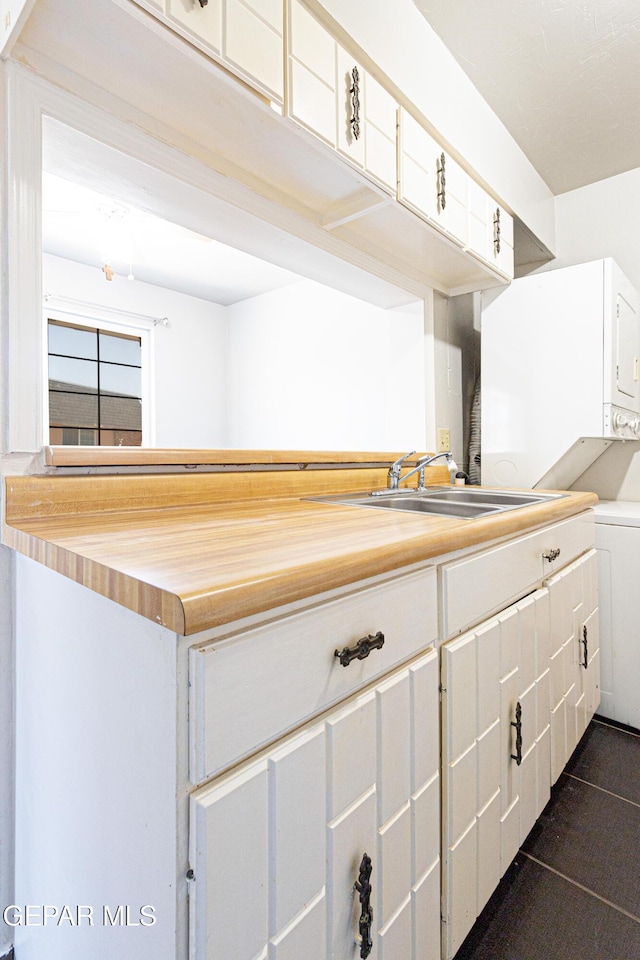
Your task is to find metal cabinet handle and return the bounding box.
[581,624,589,669]
[437,152,446,210]
[197,0,208,7]
[354,853,373,959]
[350,66,361,141]
[335,632,385,667]
[542,548,561,563]
[510,701,522,765]
[493,206,501,255]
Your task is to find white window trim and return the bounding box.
[44,301,156,447]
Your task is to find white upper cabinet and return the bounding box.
[467,179,514,279]
[287,0,397,194]
[398,108,468,247]
[160,0,285,102]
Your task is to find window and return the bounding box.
[48,320,143,446]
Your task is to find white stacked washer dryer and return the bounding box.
[594,501,640,729]
[481,258,640,489]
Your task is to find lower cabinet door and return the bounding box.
[441,588,551,959]
[546,549,600,782]
[189,647,440,960]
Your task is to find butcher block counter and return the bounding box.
[3,448,598,635]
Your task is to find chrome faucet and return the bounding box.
[387,450,416,489]
[389,450,458,491]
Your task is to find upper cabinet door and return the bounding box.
[164,0,283,102]
[287,5,397,194]
[398,109,468,247]
[287,0,337,146]
[398,108,439,223]
[165,0,223,56]
[335,47,398,193]
[362,72,398,193]
[467,180,514,280]
[224,0,284,102]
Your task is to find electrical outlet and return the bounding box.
[437,428,450,453]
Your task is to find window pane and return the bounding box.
[100,429,142,447]
[99,331,141,366]
[49,390,99,428]
[48,322,97,360]
[49,356,98,392]
[100,363,142,398]
[100,395,142,431]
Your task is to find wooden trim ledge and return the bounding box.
[43,446,433,468]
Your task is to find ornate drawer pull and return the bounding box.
[493,206,501,254]
[350,66,361,141]
[354,853,373,958]
[197,0,208,7]
[510,701,522,765]
[542,548,561,563]
[581,624,589,669]
[437,152,446,210]
[335,631,385,667]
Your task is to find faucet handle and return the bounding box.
[388,450,416,488]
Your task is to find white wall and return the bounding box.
[554,167,640,296]
[43,254,229,448]
[225,280,426,450]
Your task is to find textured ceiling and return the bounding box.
[413,0,640,195]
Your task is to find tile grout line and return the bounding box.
[565,771,640,809]
[519,851,640,925]
[594,718,640,740]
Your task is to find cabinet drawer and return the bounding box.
[440,512,595,639]
[189,566,437,783]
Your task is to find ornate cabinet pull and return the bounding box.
[354,853,373,959]
[493,206,501,255]
[197,0,208,7]
[581,624,589,669]
[350,66,361,141]
[335,631,385,667]
[542,548,561,563]
[437,152,446,209]
[510,701,522,765]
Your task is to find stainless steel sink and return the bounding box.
[305,486,565,519]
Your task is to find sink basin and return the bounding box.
[306,486,565,519]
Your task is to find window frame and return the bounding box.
[43,304,155,447]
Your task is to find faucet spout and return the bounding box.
[398,451,458,490]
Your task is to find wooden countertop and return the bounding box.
[3,470,597,635]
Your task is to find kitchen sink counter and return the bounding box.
[3,469,597,635]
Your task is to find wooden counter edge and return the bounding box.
[4,489,598,637]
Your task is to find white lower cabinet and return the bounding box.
[189,647,441,960]
[441,588,551,959]
[12,514,599,960]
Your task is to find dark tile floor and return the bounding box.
[454,717,640,960]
